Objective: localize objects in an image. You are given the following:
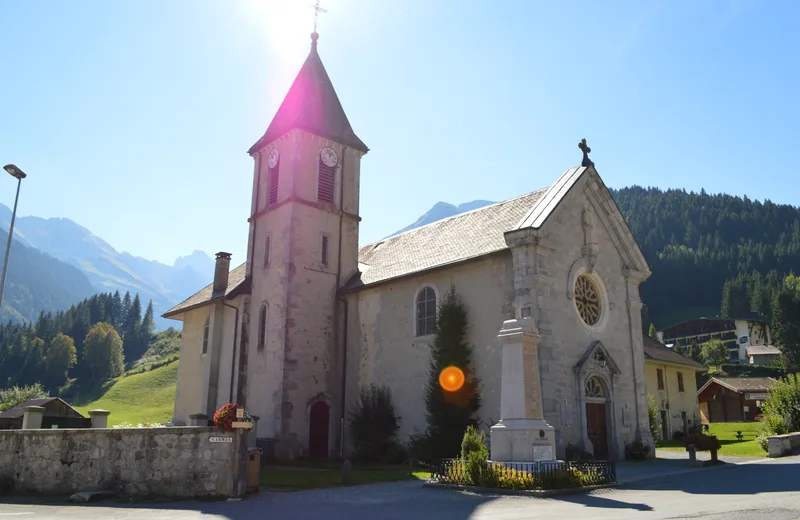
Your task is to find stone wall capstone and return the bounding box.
[0,427,240,497]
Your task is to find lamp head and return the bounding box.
[3,164,27,180]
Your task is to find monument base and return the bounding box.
[490,419,557,462]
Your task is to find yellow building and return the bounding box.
[643,336,706,441]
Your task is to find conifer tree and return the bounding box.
[773,274,800,370]
[123,293,142,341]
[121,291,132,328]
[140,301,155,337]
[423,285,481,458]
[110,290,123,329]
[130,300,155,362]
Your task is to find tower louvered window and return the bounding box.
[258,303,268,352]
[318,159,335,203]
[268,160,279,205]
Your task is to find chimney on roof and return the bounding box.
[213,252,232,296]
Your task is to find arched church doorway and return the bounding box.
[584,376,609,460]
[308,401,330,460]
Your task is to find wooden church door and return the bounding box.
[309,401,330,460]
[586,402,609,460]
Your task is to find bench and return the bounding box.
[735,431,744,441]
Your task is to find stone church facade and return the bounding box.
[164,32,654,461]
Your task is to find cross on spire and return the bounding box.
[312,0,327,33]
[578,138,594,168]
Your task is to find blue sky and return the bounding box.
[0,0,797,265]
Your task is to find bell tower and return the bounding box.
[244,31,368,459]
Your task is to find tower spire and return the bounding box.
[248,0,368,156]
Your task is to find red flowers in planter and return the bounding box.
[213,403,240,432]
[684,433,721,452]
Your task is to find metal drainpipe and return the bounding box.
[339,297,349,459]
[334,147,347,458]
[223,300,240,404]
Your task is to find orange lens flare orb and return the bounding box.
[439,366,465,392]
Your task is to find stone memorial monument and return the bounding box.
[490,317,557,462]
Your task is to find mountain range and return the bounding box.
[0,198,497,330]
[389,200,495,236]
[2,184,797,335]
[0,204,215,329]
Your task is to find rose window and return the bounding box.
[575,274,601,326]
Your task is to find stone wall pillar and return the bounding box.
[490,318,556,462]
[88,409,111,429]
[21,406,45,429]
[190,413,209,427]
[624,268,655,454]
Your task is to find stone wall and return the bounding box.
[767,432,800,458]
[0,427,242,497]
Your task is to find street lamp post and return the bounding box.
[0,164,27,314]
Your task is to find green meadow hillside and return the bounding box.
[75,360,179,427]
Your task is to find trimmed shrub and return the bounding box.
[756,432,769,452]
[624,440,652,460]
[647,394,660,440]
[760,374,800,437]
[566,444,594,461]
[460,425,487,459]
[349,384,400,463]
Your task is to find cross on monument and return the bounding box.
[578,138,594,167]
[312,0,327,33]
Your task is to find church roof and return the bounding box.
[349,188,549,289]
[642,335,706,370]
[162,262,248,318]
[248,33,368,155]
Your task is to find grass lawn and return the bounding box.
[656,422,766,457]
[260,464,432,491]
[74,361,179,426]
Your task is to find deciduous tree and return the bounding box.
[82,322,124,380]
[45,333,77,388]
[700,339,728,367]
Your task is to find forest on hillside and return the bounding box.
[0,290,156,392]
[613,187,800,328]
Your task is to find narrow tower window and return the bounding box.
[202,315,210,354]
[318,157,335,202]
[321,236,329,266]
[258,303,268,352]
[264,236,271,267]
[268,160,279,205]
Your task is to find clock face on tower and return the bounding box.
[320,146,338,168]
[267,149,279,169]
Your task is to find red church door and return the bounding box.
[309,401,330,460]
[586,403,609,460]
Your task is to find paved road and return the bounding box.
[1,455,798,519]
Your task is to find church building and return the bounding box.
[164,32,654,461]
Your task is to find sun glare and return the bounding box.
[439,366,465,393]
[241,0,312,54]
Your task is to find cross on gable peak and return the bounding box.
[578,138,594,168]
